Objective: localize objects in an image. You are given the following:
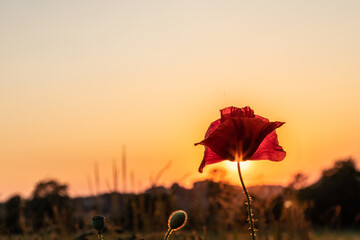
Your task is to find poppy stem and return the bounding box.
[237,161,256,240]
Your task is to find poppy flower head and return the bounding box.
[195,106,286,173]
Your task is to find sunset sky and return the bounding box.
[1,1,360,201]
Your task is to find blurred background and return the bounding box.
[0,1,359,239]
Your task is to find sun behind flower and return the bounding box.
[195,106,286,240]
[195,106,286,173]
[225,161,251,171]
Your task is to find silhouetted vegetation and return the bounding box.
[298,159,360,229]
[0,159,359,239]
[24,179,75,233]
[4,195,23,234]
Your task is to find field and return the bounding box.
[1,230,359,240]
[1,160,359,240]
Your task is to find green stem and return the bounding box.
[97,231,103,240]
[237,161,256,240]
[164,229,172,240]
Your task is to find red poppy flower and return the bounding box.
[195,106,286,173]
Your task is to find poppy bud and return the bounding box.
[168,210,187,231]
[92,216,105,232]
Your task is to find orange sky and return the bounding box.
[1,1,360,201]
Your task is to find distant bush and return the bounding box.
[299,159,360,228]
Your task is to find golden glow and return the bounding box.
[0,1,360,200]
[224,161,251,172]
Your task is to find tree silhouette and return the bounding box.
[24,179,74,232]
[4,195,23,234]
[299,159,360,228]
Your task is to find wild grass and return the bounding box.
[0,230,359,240]
[1,159,359,240]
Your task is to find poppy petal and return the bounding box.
[196,118,240,160]
[199,117,268,161]
[195,106,286,173]
[195,119,224,172]
[220,106,255,122]
[204,119,221,138]
[199,118,284,161]
[244,121,285,159]
[198,146,225,173]
[251,115,285,160]
[194,119,221,146]
[250,130,286,161]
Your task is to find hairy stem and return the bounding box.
[164,229,172,240]
[237,161,256,240]
[97,231,103,240]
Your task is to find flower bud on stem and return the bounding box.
[92,216,105,240]
[163,210,187,240]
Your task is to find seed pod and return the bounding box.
[92,216,105,232]
[168,210,187,231]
